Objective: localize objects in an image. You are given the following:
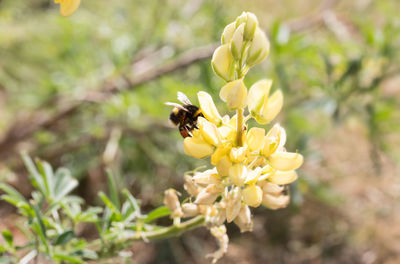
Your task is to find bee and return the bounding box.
[165,92,204,138]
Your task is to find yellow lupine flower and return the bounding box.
[262,193,289,210]
[183,133,214,159]
[262,124,286,157]
[242,184,263,207]
[269,152,303,171]
[268,170,298,185]
[54,0,81,17]
[216,156,232,177]
[246,127,265,152]
[220,79,247,109]
[197,92,223,125]
[198,117,222,146]
[228,163,247,187]
[229,146,247,163]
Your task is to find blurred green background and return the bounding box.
[1,0,400,263]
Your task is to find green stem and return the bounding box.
[89,215,205,256]
[236,108,244,146]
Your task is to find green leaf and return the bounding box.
[98,192,121,216]
[54,252,84,264]
[122,189,140,215]
[144,206,171,223]
[21,153,44,193]
[106,169,120,208]
[0,183,28,206]
[1,230,13,247]
[53,168,78,202]
[31,205,49,253]
[53,230,75,246]
[36,160,54,198]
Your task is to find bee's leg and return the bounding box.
[179,125,190,138]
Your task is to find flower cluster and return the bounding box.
[164,12,303,263]
[54,0,81,17]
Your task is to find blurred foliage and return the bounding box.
[1,0,400,263]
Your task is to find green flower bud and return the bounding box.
[246,28,270,67]
[211,44,235,82]
[243,12,258,40]
[235,12,248,28]
[230,24,245,60]
[221,22,236,44]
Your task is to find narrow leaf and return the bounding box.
[144,206,171,223]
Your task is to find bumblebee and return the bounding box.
[166,92,203,138]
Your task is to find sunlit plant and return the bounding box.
[0,12,303,263]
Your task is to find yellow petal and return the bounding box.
[258,165,276,181]
[211,44,235,82]
[247,79,272,114]
[246,27,270,67]
[246,127,265,152]
[262,124,286,156]
[269,152,303,171]
[216,155,232,177]
[198,117,222,146]
[260,90,283,123]
[242,185,263,207]
[229,146,247,163]
[183,135,214,159]
[244,167,262,185]
[268,170,297,185]
[197,91,223,125]
[230,24,245,59]
[59,0,81,17]
[211,144,231,165]
[228,163,247,187]
[220,79,248,110]
[221,22,236,44]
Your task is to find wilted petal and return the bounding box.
[184,175,199,197]
[269,152,303,171]
[183,135,214,159]
[193,168,221,185]
[247,127,265,152]
[262,193,289,210]
[198,117,222,146]
[182,203,199,217]
[234,204,253,232]
[268,170,297,185]
[225,187,242,222]
[229,163,247,187]
[211,44,235,82]
[242,185,263,207]
[197,91,223,125]
[195,184,223,205]
[163,189,183,218]
[207,225,229,264]
[220,79,248,110]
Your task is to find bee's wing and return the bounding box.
[177,92,192,105]
[165,102,189,112]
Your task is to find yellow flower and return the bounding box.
[211,44,235,82]
[198,117,222,146]
[229,163,247,187]
[268,170,298,185]
[248,79,283,124]
[183,132,214,159]
[246,127,265,152]
[54,0,81,17]
[268,152,303,171]
[197,92,223,125]
[262,124,286,157]
[220,79,248,110]
[242,184,263,207]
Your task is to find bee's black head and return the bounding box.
[169,107,181,125]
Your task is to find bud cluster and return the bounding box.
[164,12,303,263]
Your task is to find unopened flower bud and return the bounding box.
[221,22,236,44]
[234,204,253,232]
[269,152,304,171]
[184,134,215,159]
[229,146,246,163]
[182,203,199,217]
[220,79,247,110]
[247,127,265,152]
[198,117,222,146]
[243,12,258,41]
[230,24,245,60]
[229,163,247,187]
[184,175,200,197]
[225,187,242,222]
[163,189,183,218]
[262,193,290,210]
[211,44,235,82]
[242,184,263,207]
[246,28,270,67]
[268,170,297,185]
[195,184,223,205]
[235,12,248,28]
[197,92,223,125]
